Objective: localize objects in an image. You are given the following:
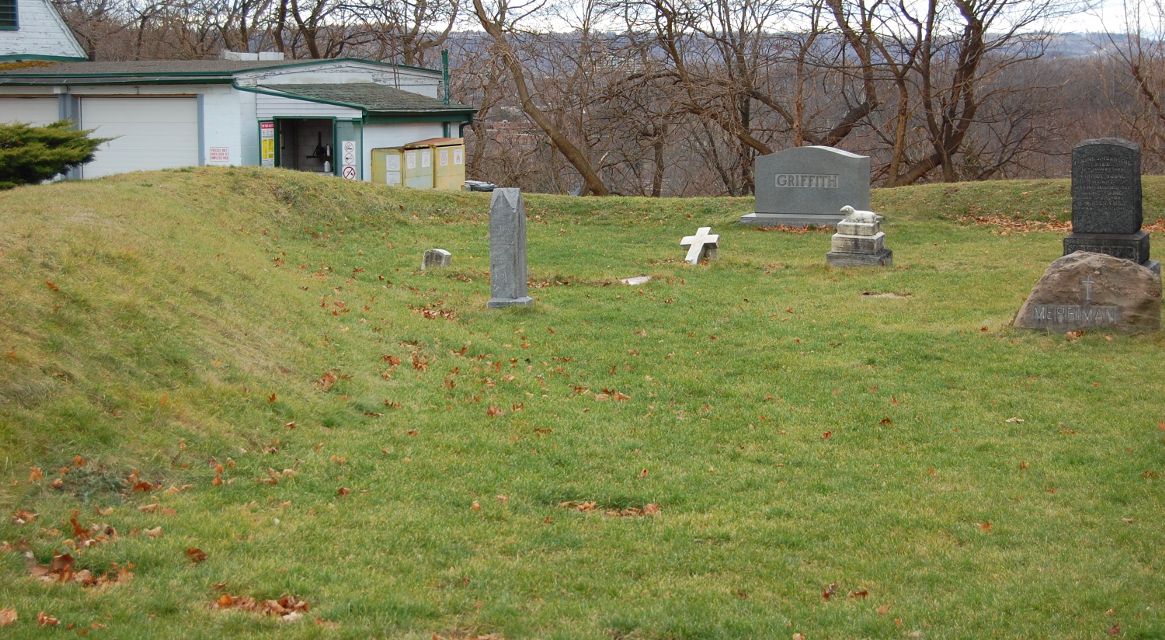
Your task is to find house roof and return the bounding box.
[0,57,442,84]
[258,83,476,117]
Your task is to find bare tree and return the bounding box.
[470,0,611,195]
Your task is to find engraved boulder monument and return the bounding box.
[1014,252,1160,333]
[740,146,871,227]
[1063,138,1159,274]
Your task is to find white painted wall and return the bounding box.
[254,92,361,120]
[360,122,445,181]
[0,0,86,59]
[0,95,59,124]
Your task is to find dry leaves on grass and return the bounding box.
[28,552,134,588]
[956,214,1071,233]
[558,501,660,517]
[186,547,208,563]
[0,609,16,626]
[214,594,309,621]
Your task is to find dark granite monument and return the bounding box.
[1063,139,1159,274]
[740,146,870,227]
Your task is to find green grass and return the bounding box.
[0,167,1162,639]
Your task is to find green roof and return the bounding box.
[259,83,476,116]
[0,58,442,84]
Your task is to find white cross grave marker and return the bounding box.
[680,226,719,265]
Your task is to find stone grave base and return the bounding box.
[487,296,534,309]
[826,248,893,267]
[740,212,846,228]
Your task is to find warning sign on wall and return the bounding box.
[341,140,357,181]
[208,146,230,164]
[260,122,275,167]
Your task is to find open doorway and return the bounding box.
[277,119,334,174]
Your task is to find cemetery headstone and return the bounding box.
[421,248,451,270]
[826,205,893,267]
[1063,138,1159,274]
[740,146,870,227]
[1014,251,1161,333]
[680,227,719,265]
[487,189,533,308]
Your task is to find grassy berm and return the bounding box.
[1,167,1162,639]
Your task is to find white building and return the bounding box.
[0,0,476,181]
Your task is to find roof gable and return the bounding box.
[0,0,86,61]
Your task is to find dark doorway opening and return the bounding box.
[277,119,334,174]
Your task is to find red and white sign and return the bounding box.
[208,146,230,164]
[341,140,357,181]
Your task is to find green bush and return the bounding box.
[0,120,108,189]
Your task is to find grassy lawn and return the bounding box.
[0,167,1162,639]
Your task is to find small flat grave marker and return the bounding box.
[680,227,719,265]
[421,248,451,270]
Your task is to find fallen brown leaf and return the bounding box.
[186,547,208,564]
[28,467,43,482]
[0,609,15,626]
[12,510,36,525]
[37,611,59,626]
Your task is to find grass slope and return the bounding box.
[0,168,1162,639]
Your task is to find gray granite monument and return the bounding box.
[487,189,533,308]
[826,206,892,267]
[1063,139,1159,274]
[680,227,719,265]
[421,248,451,270]
[740,146,870,227]
[1014,252,1161,333]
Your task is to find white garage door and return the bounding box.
[80,97,199,178]
[0,97,61,126]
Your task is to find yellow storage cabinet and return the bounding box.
[370,147,405,186]
[404,137,466,190]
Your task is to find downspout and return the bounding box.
[442,49,450,106]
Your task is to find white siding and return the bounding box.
[361,122,444,181]
[0,0,86,59]
[0,96,59,124]
[255,92,361,119]
[237,62,442,98]
[80,97,198,178]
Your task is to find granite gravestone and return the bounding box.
[487,189,533,308]
[1014,252,1161,333]
[680,227,719,265]
[421,248,451,270]
[826,206,892,267]
[1063,139,1159,274]
[740,146,870,227]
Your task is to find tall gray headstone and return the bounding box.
[1063,138,1158,273]
[740,146,870,227]
[487,188,533,308]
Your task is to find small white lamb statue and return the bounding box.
[839,205,881,224]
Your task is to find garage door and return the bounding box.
[80,97,198,178]
[0,97,61,126]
